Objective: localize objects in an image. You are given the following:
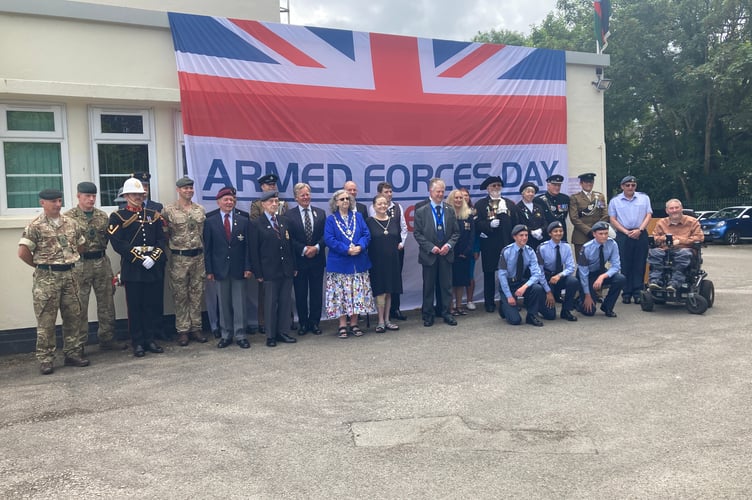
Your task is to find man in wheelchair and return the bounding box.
[647,198,704,293]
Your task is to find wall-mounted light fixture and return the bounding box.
[592,67,612,92]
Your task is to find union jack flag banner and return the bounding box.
[169,12,567,305]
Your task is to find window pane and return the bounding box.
[6,176,64,208]
[4,142,62,175]
[100,176,129,207]
[6,111,55,132]
[100,114,143,134]
[97,143,149,175]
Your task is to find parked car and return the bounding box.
[694,210,717,220]
[700,206,752,244]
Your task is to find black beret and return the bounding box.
[546,174,564,184]
[547,221,564,233]
[519,182,539,194]
[216,186,236,199]
[578,173,596,182]
[258,174,279,185]
[511,224,529,236]
[77,182,97,194]
[260,191,279,202]
[591,221,610,232]
[176,176,194,188]
[39,188,63,200]
[131,172,151,183]
[479,176,503,190]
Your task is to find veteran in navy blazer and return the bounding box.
[287,183,327,336]
[203,186,253,349]
[249,191,297,347]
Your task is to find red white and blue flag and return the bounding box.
[168,12,567,204]
[594,0,611,52]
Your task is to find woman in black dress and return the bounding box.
[449,189,474,315]
[366,194,403,333]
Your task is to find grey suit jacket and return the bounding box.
[413,201,460,266]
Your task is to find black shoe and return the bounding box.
[310,324,322,335]
[212,328,221,339]
[423,317,434,327]
[266,338,277,347]
[145,342,164,353]
[484,304,496,313]
[236,339,251,349]
[298,328,307,336]
[526,315,544,327]
[442,314,457,326]
[217,338,232,348]
[600,306,617,318]
[133,345,145,357]
[389,310,407,321]
[633,295,641,305]
[622,296,632,304]
[276,333,297,343]
[290,322,298,330]
[560,310,578,322]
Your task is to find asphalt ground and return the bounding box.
[1,244,751,499]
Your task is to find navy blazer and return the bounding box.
[286,204,327,270]
[249,212,295,281]
[203,210,251,280]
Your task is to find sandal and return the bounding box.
[350,325,365,337]
[385,322,400,331]
[375,324,386,333]
[458,308,468,316]
[337,327,349,339]
[451,309,460,316]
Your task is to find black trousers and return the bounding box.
[483,271,497,307]
[390,248,405,313]
[124,280,163,347]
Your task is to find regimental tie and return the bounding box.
[598,244,606,274]
[555,244,563,274]
[272,214,281,239]
[516,247,524,281]
[224,213,231,241]
[303,208,313,243]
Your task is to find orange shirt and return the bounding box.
[652,215,703,248]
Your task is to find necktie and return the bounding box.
[435,205,445,242]
[224,213,231,241]
[516,248,524,281]
[555,244,563,274]
[303,208,313,243]
[272,214,281,239]
[598,244,606,274]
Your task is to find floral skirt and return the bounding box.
[325,271,375,318]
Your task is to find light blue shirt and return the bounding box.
[497,243,543,298]
[577,238,621,293]
[536,239,576,293]
[608,191,652,229]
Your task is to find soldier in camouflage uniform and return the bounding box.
[162,176,208,346]
[18,188,88,375]
[65,182,125,351]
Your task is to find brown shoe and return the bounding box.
[189,331,208,343]
[64,355,90,367]
[40,362,54,375]
[99,339,127,351]
[177,332,189,347]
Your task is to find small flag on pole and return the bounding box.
[594,0,611,53]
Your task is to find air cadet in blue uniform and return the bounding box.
[577,221,626,317]
[537,221,580,321]
[108,177,167,357]
[496,224,545,326]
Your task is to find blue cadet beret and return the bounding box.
[591,221,610,232]
[511,224,529,236]
[77,182,97,194]
[176,176,194,188]
[39,188,63,200]
[620,175,637,185]
[216,186,236,199]
[578,172,596,182]
[258,174,279,185]
[259,191,279,202]
[546,174,564,184]
[547,221,564,233]
[131,172,151,183]
[519,182,539,194]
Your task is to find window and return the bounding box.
[174,110,188,177]
[0,104,68,213]
[90,107,156,207]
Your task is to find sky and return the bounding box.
[285,0,559,42]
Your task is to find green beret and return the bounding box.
[77,182,97,194]
[39,188,63,200]
[176,176,194,188]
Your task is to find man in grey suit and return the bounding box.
[413,178,460,327]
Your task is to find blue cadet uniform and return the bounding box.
[577,221,626,317]
[496,225,545,326]
[536,221,580,321]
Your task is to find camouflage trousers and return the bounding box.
[168,253,205,333]
[33,268,83,362]
[74,255,116,342]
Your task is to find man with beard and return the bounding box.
[472,176,518,313]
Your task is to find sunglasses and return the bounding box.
[623,183,637,187]
[338,197,350,202]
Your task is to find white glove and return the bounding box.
[142,256,155,269]
[490,219,500,228]
[531,228,543,240]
